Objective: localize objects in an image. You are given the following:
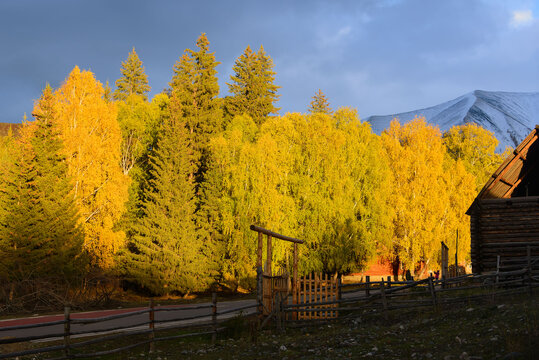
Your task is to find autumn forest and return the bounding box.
[0,33,506,297]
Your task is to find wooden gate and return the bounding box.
[251,225,303,317]
[251,225,339,322]
[294,273,339,319]
[262,268,290,316]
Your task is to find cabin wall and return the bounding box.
[472,197,539,273]
[470,213,481,273]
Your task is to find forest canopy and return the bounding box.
[0,34,505,296]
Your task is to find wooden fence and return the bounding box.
[294,273,339,320]
[3,259,538,357]
[276,265,538,329]
[0,294,257,359]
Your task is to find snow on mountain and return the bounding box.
[365,90,539,151]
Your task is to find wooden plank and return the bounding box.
[314,273,319,319]
[324,273,328,318]
[307,273,311,320]
[257,232,263,268]
[266,235,273,276]
[480,232,539,240]
[250,225,304,244]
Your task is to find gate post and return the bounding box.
[292,243,298,320]
[257,231,264,320]
[257,267,263,319]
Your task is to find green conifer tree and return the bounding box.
[308,89,332,114]
[114,48,151,101]
[104,80,113,103]
[124,97,210,295]
[0,86,84,282]
[225,45,280,126]
[169,33,222,183]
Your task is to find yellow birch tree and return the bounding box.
[54,67,129,269]
[382,117,447,275]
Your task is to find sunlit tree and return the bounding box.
[225,45,280,126]
[114,48,151,101]
[308,89,332,115]
[124,95,209,295]
[170,33,222,183]
[443,123,505,191]
[381,117,447,275]
[0,86,84,281]
[54,67,129,269]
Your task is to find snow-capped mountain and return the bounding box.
[365,90,539,151]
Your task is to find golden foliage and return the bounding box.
[53,67,129,269]
[382,117,479,274]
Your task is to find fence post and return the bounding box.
[366,275,370,297]
[387,276,392,289]
[212,292,218,344]
[441,274,446,289]
[277,292,284,331]
[64,306,71,359]
[496,255,500,284]
[256,266,263,321]
[337,275,342,318]
[527,246,533,296]
[380,280,388,320]
[282,292,287,329]
[527,246,531,270]
[428,276,437,308]
[149,299,155,353]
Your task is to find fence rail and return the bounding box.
[277,266,537,328]
[3,262,538,358]
[0,294,258,359]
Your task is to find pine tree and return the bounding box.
[169,33,222,183]
[104,80,113,103]
[0,86,84,282]
[308,89,332,114]
[114,48,151,101]
[225,45,280,126]
[124,98,208,295]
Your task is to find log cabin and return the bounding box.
[467,125,539,274]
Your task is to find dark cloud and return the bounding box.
[1,0,538,123]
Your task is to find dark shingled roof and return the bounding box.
[467,125,539,214]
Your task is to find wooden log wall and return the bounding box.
[471,197,539,273]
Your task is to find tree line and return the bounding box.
[0,33,506,296]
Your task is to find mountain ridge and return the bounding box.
[365,90,539,151]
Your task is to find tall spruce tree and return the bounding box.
[114,48,151,101]
[124,97,208,295]
[169,33,222,184]
[225,45,280,126]
[0,127,17,236]
[308,89,332,114]
[0,86,84,282]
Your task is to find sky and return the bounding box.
[1,0,539,123]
